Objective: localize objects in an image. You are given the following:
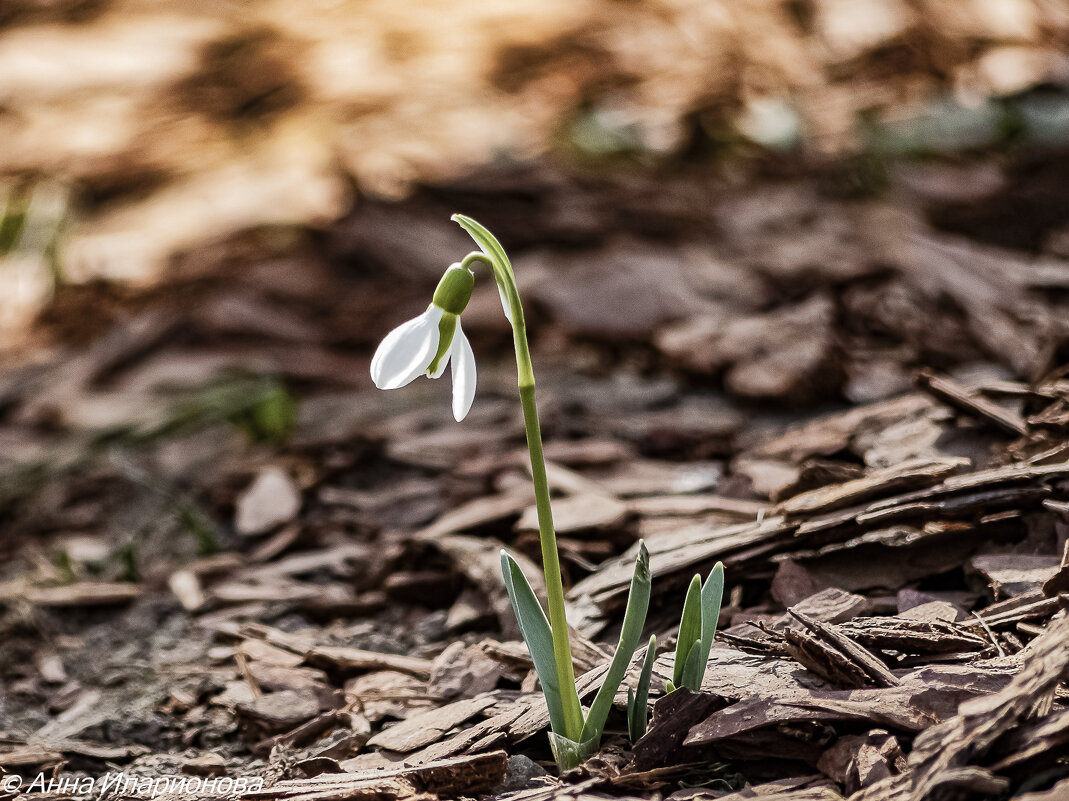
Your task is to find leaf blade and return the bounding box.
[452,214,517,282]
[680,637,703,691]
[500,550,567,734]
[629,634,657,743]
[698,562,725,671]
[580,541,652,745]
[673,574,703,688]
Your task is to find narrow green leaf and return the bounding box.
[626,687,636,740]
[500,550,567,735]
[580,541,652,745]
[452,214,517,282]
[697,561,725,673]
[629,634,657,743]
[673,574,702,687]
[681,637,703,691]
[452,214,522,324]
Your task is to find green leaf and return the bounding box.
[500,550,567,735]
[452,214,516,280]
[680,637,703,691]
[629,634,657,743]
[452,214,521,324]
[580,541,652,745]
[666,679,676,694]
[673,574,702,688]
[697,561,725,673]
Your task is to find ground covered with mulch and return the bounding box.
[2,143,1069,801]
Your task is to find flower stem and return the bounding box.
[518,382,584,741]
[459,240,584,742]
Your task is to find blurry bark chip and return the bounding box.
[173,27,304,121]
[182,752,227,777]
[657,294,838,402]
[235,466,301,536]
[525,244,706,338]
[236,689,319,739]
[25,581,140,607]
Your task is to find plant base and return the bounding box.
[547,732,599,771]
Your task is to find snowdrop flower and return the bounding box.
[370,263,477,421]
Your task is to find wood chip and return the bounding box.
[787,608,901,688]
[241,750,508,800]
[516,492,630,534]
[366,696,496,752]
[235,466,302,536]
[305,646,433,679]
[24,582,140,606]
[776,457,969,517]
[970,554,1061,599]
[916,369,1029,437]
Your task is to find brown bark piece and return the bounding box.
[788,609,901,688]
[366,696,496,752]
[970,553,1061,599]
[22,582,140,606]
[241,750,508,799]
[902,616,1069,800]
[686,664,1013,746]
[837,618,988,656]
[782,588,871,625]
[236,690,321,739]
[305,646,433,679]
[915,370,1029,437]
[785,627,872,689]
[818,731,905,794]
[776,458,969,517]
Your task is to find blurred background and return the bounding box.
[2,0,1068,343]
[3,0,1069,778]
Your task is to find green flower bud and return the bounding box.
[432,264,475,315]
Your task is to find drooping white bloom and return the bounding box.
[370,305,444,391]
[370,264,478,421]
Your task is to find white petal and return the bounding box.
[450,321,477,421]
[370,306,443,390]
[497,280,514,325]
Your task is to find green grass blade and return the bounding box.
[697,562,725,673]
[629,634,657,743]
[500,550,567,734]
[673,574,702,688]
[580,541,651,745]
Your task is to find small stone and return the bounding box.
[182,752,227,777]
[494,755,548,794]
[235,467,301,536]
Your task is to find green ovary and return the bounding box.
[431,265,475,315]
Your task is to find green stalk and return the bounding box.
[519,383,583,740]
[456,217,584,741]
